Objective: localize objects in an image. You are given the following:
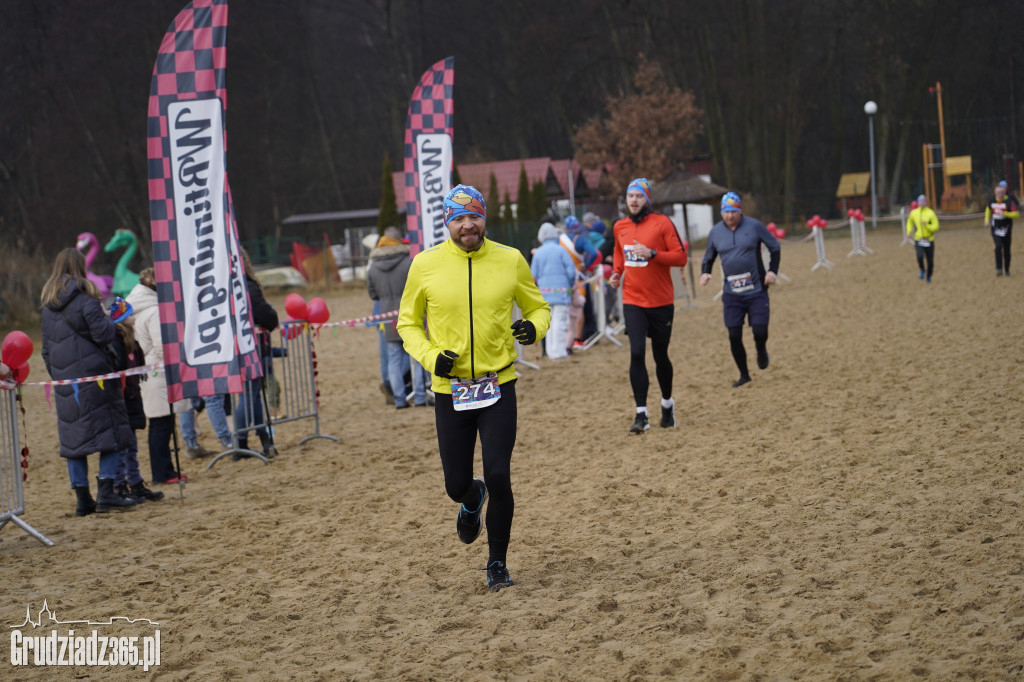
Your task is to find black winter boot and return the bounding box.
[95,477,137,513]
[74,486,96,517]
[129,481,164,502]
[114,482,143,505]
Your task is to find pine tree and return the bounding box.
[503,192,514,226]
[377,152,401,233]
[516,164,531,222]
[487,172,501,226]
[531,180,548,222]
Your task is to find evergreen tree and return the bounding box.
[487,172,501,226]
[516,164,531,222]
[503,192,514,226]
[531,180,548,222]
[377,152,401,233]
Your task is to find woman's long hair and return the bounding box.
[40,248,100,307]
[115,321,136,355]
[241,248,262,293]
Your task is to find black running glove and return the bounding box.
[510,319,537,345]
[434,350,460,378]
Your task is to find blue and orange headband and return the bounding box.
[443,185,487,227]
[721,192,742,213]
[626,178,651,204]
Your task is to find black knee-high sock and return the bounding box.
[752,324,768,356]
[728,326,748,377]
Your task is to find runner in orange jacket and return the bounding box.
[608,177,687,433]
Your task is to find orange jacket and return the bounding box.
[611,211,687,308]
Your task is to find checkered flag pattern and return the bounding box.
[403,57,454,253]
[147,0,259,401]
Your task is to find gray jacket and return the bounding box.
[367,243,412,343]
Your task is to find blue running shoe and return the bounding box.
[456,477,487,544]
[486,561,515,592]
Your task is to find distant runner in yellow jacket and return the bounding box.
[398,184,550,593]
[906,194,940,282]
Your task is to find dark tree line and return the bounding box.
[1,0,1020,260]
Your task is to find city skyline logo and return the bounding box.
[9,599,161,671]
[9,600,160,628]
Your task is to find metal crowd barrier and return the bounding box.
[0,387,53,546]
[206,324,339,469]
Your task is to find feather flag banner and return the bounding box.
[146,0,260,401]
[403,57,454,254]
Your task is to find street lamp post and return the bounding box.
[864,100,878,229]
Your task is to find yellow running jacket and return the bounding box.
[397,238,551,394]
[906,206,939,242]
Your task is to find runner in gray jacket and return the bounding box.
[700,192,780,387]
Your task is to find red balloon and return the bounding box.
[11,362,29,383]
[307,297,329,324]
[281,318,302,340]
[910,201,918,210]
[2,331,33,368]
[847,209,855,217]
[284,293,308,320]
[776,228,787,239]
[855,209,865,221]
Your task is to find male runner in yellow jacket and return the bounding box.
[398,184,550,592]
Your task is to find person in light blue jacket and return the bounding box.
[530,222,576,359]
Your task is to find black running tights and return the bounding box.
[993,228,1012,274]
[728,324,768,377]
[435,381,517,564]
[623,304,674,408]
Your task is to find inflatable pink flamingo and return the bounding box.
[75,232,114,299]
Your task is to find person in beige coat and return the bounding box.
[126,268,189,484]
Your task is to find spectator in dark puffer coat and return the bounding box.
[40,248,135,516]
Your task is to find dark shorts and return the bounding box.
[722,289,770,328]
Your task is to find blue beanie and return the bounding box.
[626,178,651,203]
[442,185,487,227]
[590,220,606,235]
[108,296,134,324]
[721,192,742,212]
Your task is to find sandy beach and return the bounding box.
[2,222,1023,680]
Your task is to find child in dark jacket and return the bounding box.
[108,298,163,502]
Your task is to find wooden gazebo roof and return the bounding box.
[649,167,730,206]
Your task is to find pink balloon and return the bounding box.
[307,297,329,324]
[12,362,29,383]
[776,228,786,239]
[910,201,918,210]
[2,331,33,368]
[284,293,308,320]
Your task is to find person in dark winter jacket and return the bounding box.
[40,248,136,515]
[367,227,428,408]
[107,297,163,503]
[235,248,280,459]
